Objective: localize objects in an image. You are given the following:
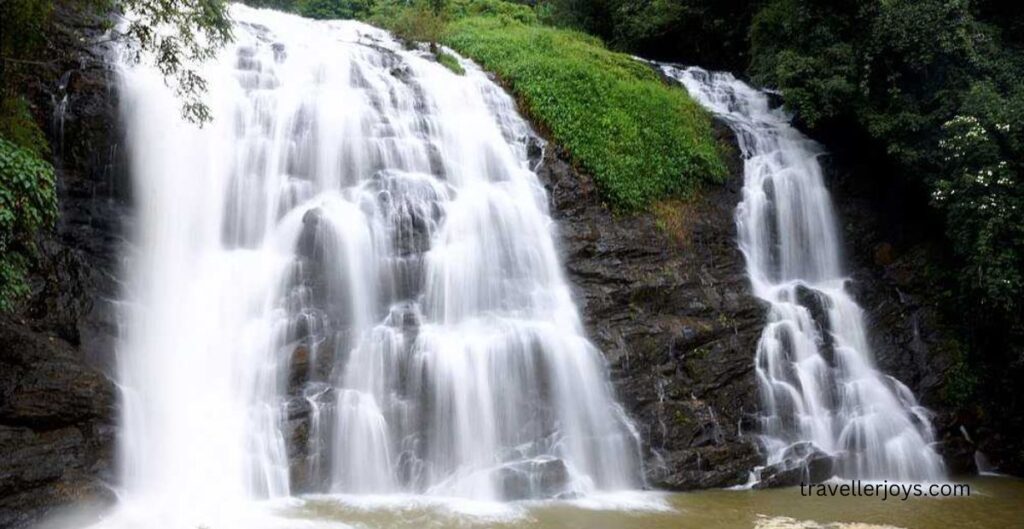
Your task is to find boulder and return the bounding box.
[755,443,834,489]
[496,457,572,500]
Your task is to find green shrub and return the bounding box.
[940,340,979,406]
[0,137,58,311]
[448,0,537,24]
[372,1,448,43]
[296,0,372,19]
[932,89,1024,316]
[443,15,725,210]
[437,51,465,75]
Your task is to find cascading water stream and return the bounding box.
[111,5,640,526]
[663,66,946,483]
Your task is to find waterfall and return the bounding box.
[663,66,946,482]
[113,5,640,524]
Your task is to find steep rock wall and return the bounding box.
[0,5,125,527]
[535,129,766,489]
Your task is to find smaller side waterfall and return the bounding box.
[664,66,946,483]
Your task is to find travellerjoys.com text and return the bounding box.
[800,480,970,501]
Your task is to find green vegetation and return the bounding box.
[535,0,755,71]
[1,0,60,311]
[3,0,232,124]
[297,0,372,19]
[0,97,50,159]
[940,339,979,406]
[369,1,447,43]
[442,16,725,210]
[114,0,233,124]
[436,51,465,75]
[0,137,57,312]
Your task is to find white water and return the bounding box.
[110,5,640,527]
[664,66,946,482]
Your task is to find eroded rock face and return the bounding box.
[535,127,767,490]
[0,321,116,528]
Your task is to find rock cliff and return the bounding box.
[536,129,766,489]
[0,4,125,527]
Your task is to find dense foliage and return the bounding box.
[748,0,1024,327]
[535,0,757,71]
[0,138,57,312]
[0,97,50,159]
[1,0,62,311]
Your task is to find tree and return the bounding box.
[296,0,372,20]
[0,0,234,310]
[749,0,1024,338]
[114,0,233,123]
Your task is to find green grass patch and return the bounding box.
[437,51,465,75]
[442,15,726,211]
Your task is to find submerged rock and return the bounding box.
[496,457,572,500]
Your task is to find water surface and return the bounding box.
[276,477,1024,529]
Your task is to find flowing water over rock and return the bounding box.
[663,66,946,483]
[109,5,640,526]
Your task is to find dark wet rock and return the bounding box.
[652,441,762,489]
[537,124,765,490]
[755,446,834,489]
[289,345,313,392]
[272,42,287,63]
[794,284,836,365]
[537,101,1009,489]
[0,320,116,528]
[19,2,129,375]
[284,384,334,493]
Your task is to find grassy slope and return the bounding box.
[441,16,726,211]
